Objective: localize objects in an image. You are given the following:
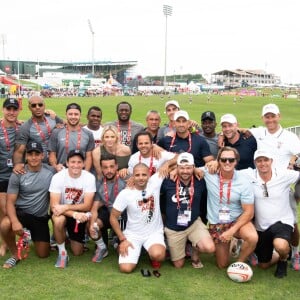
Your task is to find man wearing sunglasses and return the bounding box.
[200,146,258,269]
[240,149,300,278]
[13,95,63,174]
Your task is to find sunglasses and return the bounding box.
[142,190,148,203]
[30,103,44,108]
[219,157,236,163]
[262,183,269,197]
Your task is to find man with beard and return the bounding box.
[48,103,95,172]
[83,106,103,148]
[200,111,219,158]
[105,101,143,149]
[13,95,63,173]
[160,152,215,268]
[89,154,127,263]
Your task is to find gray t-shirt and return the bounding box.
[0,124,20,181]
[203,133,219,159]
[7,164,55,217]
[105,120,143,149]
[48,127,95,165]
[15,115,63,163]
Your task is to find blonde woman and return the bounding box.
[92,125,131,179]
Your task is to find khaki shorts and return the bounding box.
[164,217,210,262]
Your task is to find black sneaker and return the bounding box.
[274,260,287,278]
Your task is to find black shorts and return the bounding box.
[255,221,293,263]
[16,211,50,243]
[0,181,9,193]
[66,217,87,244]
[97,207,111,229]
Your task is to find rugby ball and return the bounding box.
[227,262,253,283]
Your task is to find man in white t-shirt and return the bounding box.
[83,106,104,148]
[249,103,300,270]
[49,150,96,268]
[128,131,176,176]
[241,149,300,278]
[109,163,166,273]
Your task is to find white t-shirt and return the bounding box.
[250,126,300,169]
[83,125,104,147]
[49,169,96,204]
[241,168,300,231]
[127,150,175,175]
[113,173,164,238]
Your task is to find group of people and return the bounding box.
[0,95,300,279]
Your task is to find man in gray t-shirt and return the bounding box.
[1,141,55,269]
[48,103,95,172]
[105,101,143,150]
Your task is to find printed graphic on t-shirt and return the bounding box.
[137,195,154,224]
[65,187,83,204]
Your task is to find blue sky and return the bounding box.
[1,0,299,83]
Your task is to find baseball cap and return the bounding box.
[165,100,180,109]
[26,141,43,153]
[201,111,216,121]
[177,152,194,166]
[174,110,190,121]
[262,103,280,116]
[220,114,237,124]
[254,149,273,160]
[67,149,85,161]
[3,98,19,109]
[66,103,81,112]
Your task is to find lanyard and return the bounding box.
[117,120,131,145]
[1,120,17,151]
[17,232,30,260]
[103,174,119,207]
[219,174,232,205]
[175,176,194,210]
[65,126,81,154]
[139,152,154,175]
[169,132,192,153]
[32,117,51,142]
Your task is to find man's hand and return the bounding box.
[13,163,26,175]
[12,220,23,236]
[119,239,134,257]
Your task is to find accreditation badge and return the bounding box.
[7,158,13,168]
[177,210,189,226]
[219,206,230,224]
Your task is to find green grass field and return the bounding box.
[0,93,300,300]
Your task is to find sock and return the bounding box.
[95,237,106,250]
[57,243,66,255]
[291,246,299,257]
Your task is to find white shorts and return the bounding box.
[118,231,165,265]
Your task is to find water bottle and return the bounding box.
[92,222,99,239]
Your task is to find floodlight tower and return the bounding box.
[88,19,95,77]
[163,4,172,92]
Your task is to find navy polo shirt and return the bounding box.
[157,133,211,167]
[224,132,257,169]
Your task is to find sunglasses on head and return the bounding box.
[30,103,44,108]
[262,183,269,197]
[142,190,148,203]
[219,157,236,163]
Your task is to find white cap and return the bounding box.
[165,100,180,109]
[262,103,280,116]
[174,110,190,121]
[177,152,194,165]
[220,114,237,124]
[254,149,273,160]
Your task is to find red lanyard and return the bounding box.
[65,126,81,154]
[219,174,232,205]
[117,120,131,145]
[139,152,154,175]
[1,120,17,151]
[103,174,119,207]
[169,132,192,153]
[175,176,194,210]
[32,117,51,142]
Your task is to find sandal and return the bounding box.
[191,259,204,269]
[3,257,20,269]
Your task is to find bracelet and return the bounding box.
[119,237,127,243]
[73,212,78,219]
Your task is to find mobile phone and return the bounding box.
[140,269,151,277]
